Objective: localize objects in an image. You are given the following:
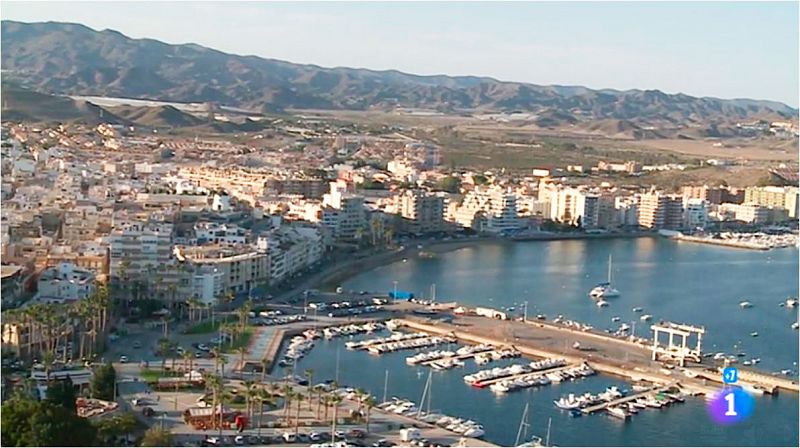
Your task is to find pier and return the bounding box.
[419,348,495,367]
[395,315,798,395]
[473,364,578,387]
[580,385,673,414]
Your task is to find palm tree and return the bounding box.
[235,347,248,371]
[304,369,315,409]
[363,395,377,433]
[293,391,304,435]
[312,385,325,419]
[355,387,367,415]
[243,380,256,420]
[260,358,269,382]
[330,395,343,443]
[322,394,331,421]
[158,339,171,373]
[183,351,194,373]
[254,389,275,436]
[281,384,294,423]
[42,351,55,384]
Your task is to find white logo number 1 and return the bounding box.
[724,392,738,416]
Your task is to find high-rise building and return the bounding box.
[549,188,601,229]
[108,220,174,279]
[638,192,683,229]
[683,198,708,229]
[450,186,521,233]
[322,180,366,241]
[396,189,446,234]
[615,196,640,227]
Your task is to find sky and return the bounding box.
[2,1,798,107]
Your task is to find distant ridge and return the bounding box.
[1,20,796,130]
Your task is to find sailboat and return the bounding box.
[516,404,553,447]
[589,254,620,299]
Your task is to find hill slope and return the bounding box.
[1,82,128,124]
[1,20,796,127]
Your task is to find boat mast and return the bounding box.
[545,417,552,447]
[514,402,530,446]
[382,369,389,403]
[608,254,613,284]
[431,283,437,303]
[416,370,432,419]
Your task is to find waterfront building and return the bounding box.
[395,189,446,234]
[450,186,521,233]
[549,187,600,229]
[717,203,771,224]
[683,198,708,229]
[614,196,640,227]
[744,186,799,219]
[176,244,269,296]
[638,191,683,229]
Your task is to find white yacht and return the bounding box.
[792,322,799,330]
[739,301,753,309]
[596,300,609,308]
[640,314,653,322]
[786,298,798,308]
[589,254,620,298]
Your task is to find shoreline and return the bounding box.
[313,233,656,292]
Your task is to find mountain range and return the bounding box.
[1,20,796,130]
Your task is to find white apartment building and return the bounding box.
[322,181,366,241]
[683,198,708,229]
[718,203,771,224]
[190,265,225,305]
[450,186,521,233]
[176,245,269,295]
[36,262,96,302]
[549,188,600,229]
[615,196,640,227]
[108,220,174,279]
[194,222,247,245]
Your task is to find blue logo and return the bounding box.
[722,367,738,384]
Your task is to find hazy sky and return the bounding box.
[3,1,798,106]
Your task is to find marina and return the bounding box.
[672,231,799,251]
[267,238,798,446]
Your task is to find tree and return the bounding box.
[95,412,139,444]
[45,377,76,413]
[158,338,171,373]
[436,175,462,193]
[2,398,97,447]
[363,395,377,433]
[91,362,117,401]
[140,427,174,447]
[1,397,38,446]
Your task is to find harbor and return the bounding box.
[670,231,799,251]
[260,237,799,446]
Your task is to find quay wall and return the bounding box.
[397,318,794,395]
